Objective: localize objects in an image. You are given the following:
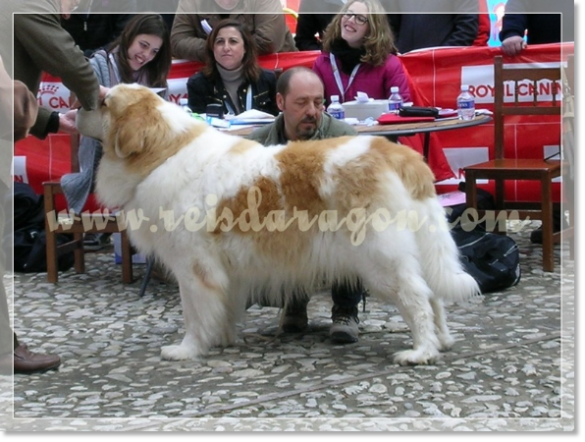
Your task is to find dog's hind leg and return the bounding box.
[358,252,441,365]
[430,297,455,351]
[161,265,234,361]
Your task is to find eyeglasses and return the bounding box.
[343,12,369,25]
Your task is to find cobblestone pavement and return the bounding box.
[0,223,575,432]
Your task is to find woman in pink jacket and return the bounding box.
[312,0,410,105]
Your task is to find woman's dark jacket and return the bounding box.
[186,68,278,116]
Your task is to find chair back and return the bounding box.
[493,55,562,160]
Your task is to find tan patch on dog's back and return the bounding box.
[367,137,436,200]
[275,139,339,215]
[228,138,258,155]
[213,140,340,262]
[214,176,283,235]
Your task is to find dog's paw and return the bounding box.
[437,333,456,351]
[393,347,441,366]
[161,344,199,361]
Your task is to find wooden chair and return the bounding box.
[43,134,134,284]
[463,55,566,272]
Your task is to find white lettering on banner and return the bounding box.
[37,79,188,110]
[13,156,28,184]
[167,78,188,104]
[37,82,72,111]
[461,62,563,104]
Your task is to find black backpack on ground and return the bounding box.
[444,182,521,293]
[451,224,521,293]
[12,182,74,273]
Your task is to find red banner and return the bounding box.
[15,43,572,210]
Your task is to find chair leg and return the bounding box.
[541,176,554,272]
[464,171,478,230]
[139,257,155,298]
[120,230,133,284]
[73,232,85,274]
[45,226,59,284]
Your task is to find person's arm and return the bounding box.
[442,14,479,47]
[0,57,38,142]
[499,15,528,55]
[250,12,290,55]
[171,13,207,61]
[14,13,99,138]
[498,0,529,56]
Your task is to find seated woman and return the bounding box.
[186,19,279,117]
[313,0,454,182]
[60,14,172,250]
[312,0,411,105]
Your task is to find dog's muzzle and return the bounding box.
[76,107,104,141]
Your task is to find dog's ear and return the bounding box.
[113,107,150,158]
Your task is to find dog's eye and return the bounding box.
[101,100,108,108]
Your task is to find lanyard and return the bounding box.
[330,53,360,102]
[108,53,121,85]
[224,86,252,115]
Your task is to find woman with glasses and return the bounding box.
[312,0,411,106]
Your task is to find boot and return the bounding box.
[13,344,61,374]
[280,297,309,333]
[330,304,359,344]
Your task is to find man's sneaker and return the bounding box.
[83,233,111,251]
[330,305,359,344]
[280,300,309,333]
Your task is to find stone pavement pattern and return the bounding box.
[0,224,575,431]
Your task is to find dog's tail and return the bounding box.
[411,197,481,303]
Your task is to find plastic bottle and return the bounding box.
[457,84,475,120]
[327,95,345,120]
[388,86,403,112]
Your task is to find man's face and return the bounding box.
[277,72,325,141]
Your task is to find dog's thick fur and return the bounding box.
[94,84,480,365]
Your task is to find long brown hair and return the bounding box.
[202,19,261,83]
[323,0,398,66]
[108,14,172,87]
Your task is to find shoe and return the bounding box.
[13,344,61,374]
[530,227,544,244]
[330,304,359,344]
[83,233,111,251]
[531,210,566,244]
[280,300,309,333]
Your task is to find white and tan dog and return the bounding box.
[89,84,479,365]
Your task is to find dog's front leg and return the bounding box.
[161,269,234,361]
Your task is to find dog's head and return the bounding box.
[81,84,207,176]
[103,84,171,160]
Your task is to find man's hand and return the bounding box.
[501,36,527,56]
[57,109,79,135]
[70,85,110,109]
